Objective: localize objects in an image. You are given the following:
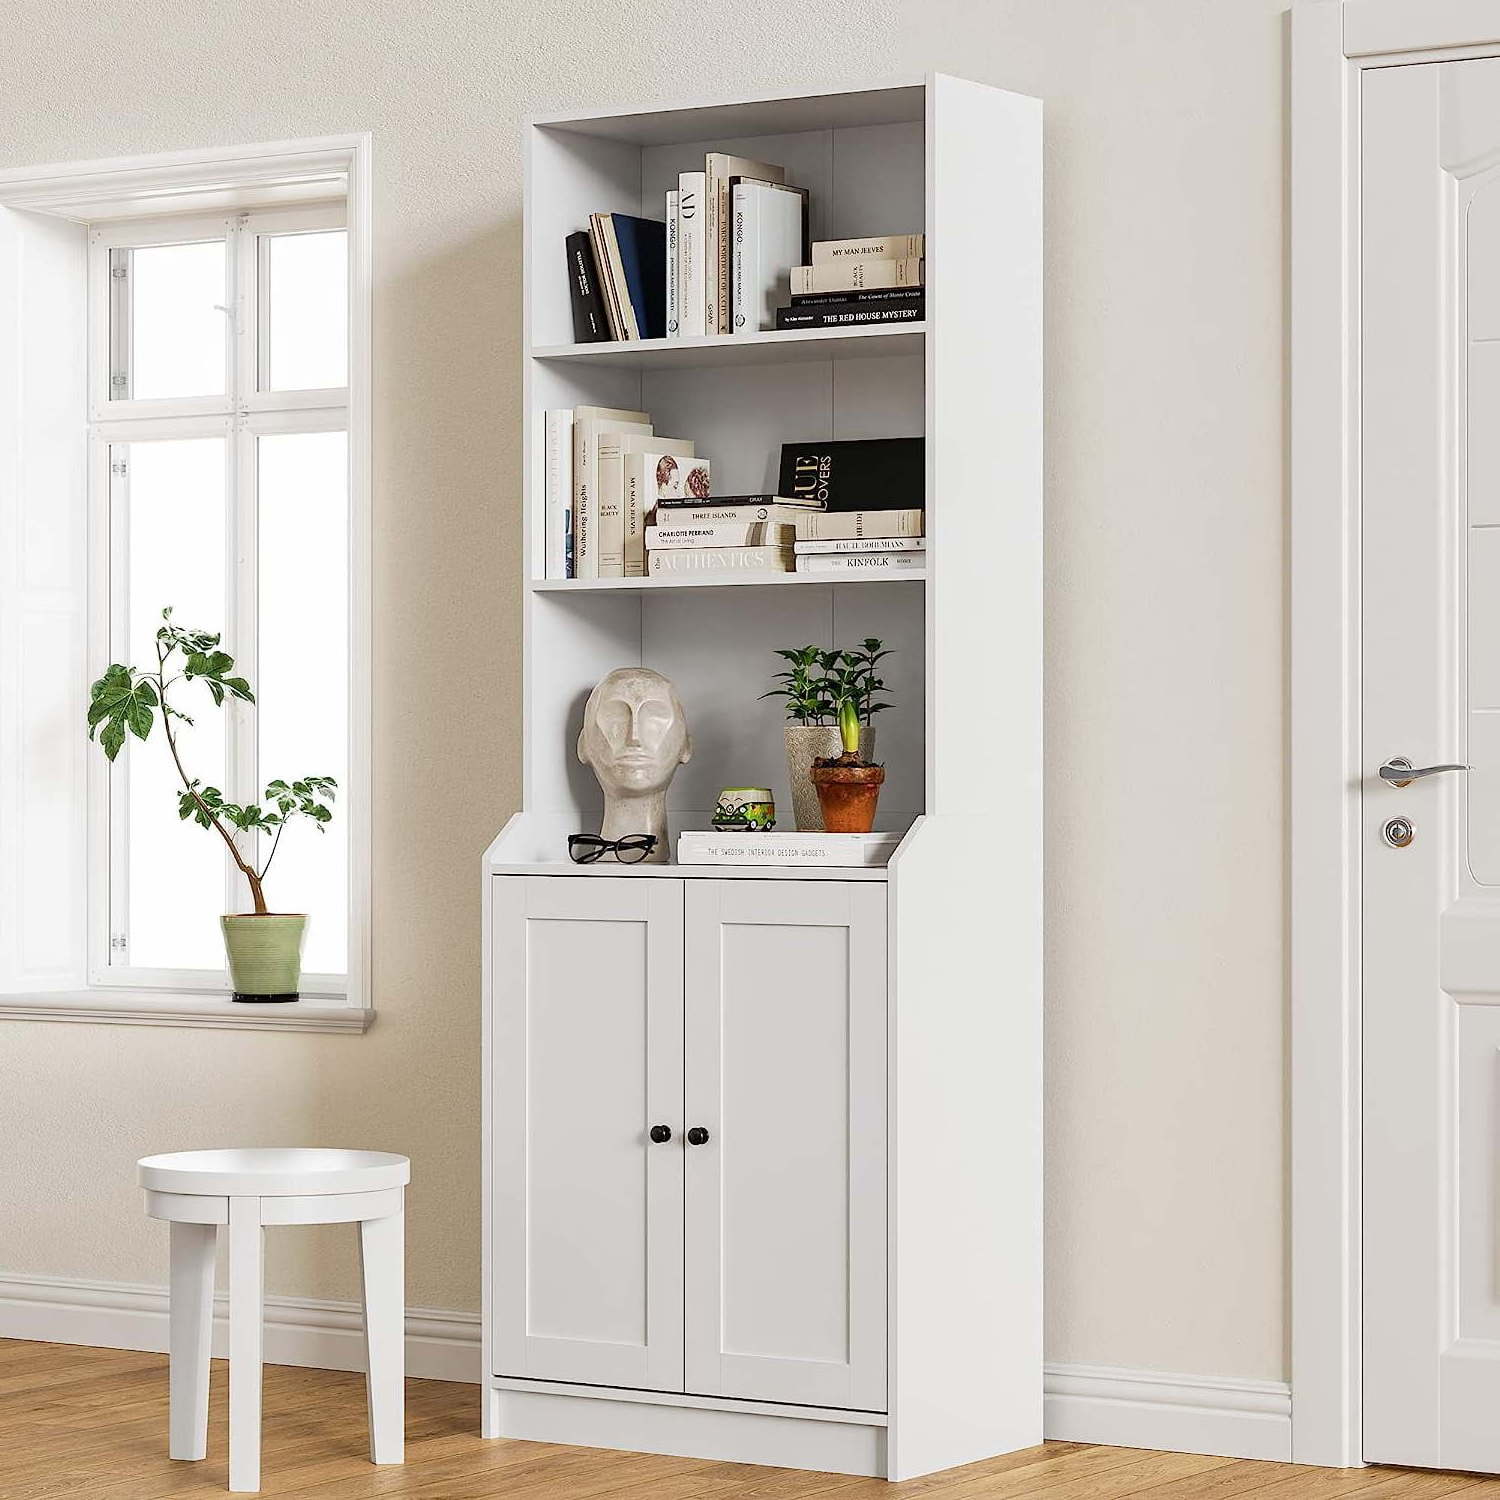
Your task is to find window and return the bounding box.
[88,204,351,991]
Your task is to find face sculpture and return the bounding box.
[577,667,692,800]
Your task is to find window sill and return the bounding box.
[0,989,373,1034]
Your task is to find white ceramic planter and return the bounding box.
[783,724,876,831]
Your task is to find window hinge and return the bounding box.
[110,458,128,476]
[109,933,128,954]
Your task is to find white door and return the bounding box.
[683,879,887,1412]
[490,875,684,1391]
[1363,57,1500,1472]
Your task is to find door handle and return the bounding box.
[685,1126,710,1146]
[1378,757,1469,787]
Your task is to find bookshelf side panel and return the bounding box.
[887,75,1042,1481]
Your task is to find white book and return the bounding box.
[665,189,680,338]
[795,550,926,575]
[705,153,785,334]
[655,501,819,526]
[543,409,574,579]
[732,180,806,333]
[677,830,901,867]
[790,257,924,295]
[811,234,924,263]
[648,545,793,576]
[596,425,660,577]
[794,509,925,541]
[617,439,700,576]
[647,521,794,550]
[677,171,707,338]
[794,536,927,554]
[572,406,649,579]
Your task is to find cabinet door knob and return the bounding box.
[686,1126,711,1146]
[648,1125,672,1144]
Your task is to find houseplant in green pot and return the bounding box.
[86,609,336,1002]
[811,694,887,833]
[763,638,890,831]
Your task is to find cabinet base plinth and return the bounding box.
[487,1387,887,1476]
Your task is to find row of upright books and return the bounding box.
[543,426,926,581]
[565,148,925,342]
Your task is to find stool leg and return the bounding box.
[358,1207,404,1464]
[227,1196,263,1493]
[168,1220,215,1461]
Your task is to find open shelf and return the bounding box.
[530,569,926,594]
[530,325,925,371]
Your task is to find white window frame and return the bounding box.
[0,136,372,1033]
[87,203,350,997]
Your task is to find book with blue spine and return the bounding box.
[590,212,667,341]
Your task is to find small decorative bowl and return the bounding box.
[712,786,776,831]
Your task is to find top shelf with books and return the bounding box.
[530,322,925,370]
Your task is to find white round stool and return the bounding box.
[138,1148,410,1494]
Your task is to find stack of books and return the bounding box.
[773,234,925,331]
[666,151,807,337]
[779,437,926,575]
[543,405,709,578]
[566,217,667,342]
[568,152,810,343]
[645,495,822,579]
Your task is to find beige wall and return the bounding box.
[0,0,1288,1380]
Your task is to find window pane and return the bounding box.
[264,231,347,391]
[116,438,228,970]
[257,430,348,973]
[121,241,227,401]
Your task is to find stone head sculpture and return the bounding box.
[577,666,692,862]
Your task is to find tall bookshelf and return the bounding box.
[483,75,1042,1481]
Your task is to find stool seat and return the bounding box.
[139,1147,410,1198]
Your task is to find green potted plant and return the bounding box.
[763,638,891,830]
[811,695,887,833]
[86,609,337,1002]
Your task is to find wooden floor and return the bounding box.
[0,1339,1492,1500]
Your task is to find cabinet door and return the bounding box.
[683,879,887,1411]
[491,876,684,1391]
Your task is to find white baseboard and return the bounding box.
[1043,1362,1292,1461]
[0,1271,481,1383]
[0,1274,1290,1462]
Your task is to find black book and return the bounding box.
[565,230,609,343]
[777,437,924,513]
[776,298,924,331]
[789,286,926,309]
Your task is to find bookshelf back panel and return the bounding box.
[528,119,926,349]
[527,584,925,831]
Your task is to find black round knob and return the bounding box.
[649,1125,672,1144]
[686,1126,710,1146]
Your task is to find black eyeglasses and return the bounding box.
[567,833,659,865]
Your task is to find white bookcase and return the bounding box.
[481,74,1042,1481]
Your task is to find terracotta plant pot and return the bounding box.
[784,724,875,831]
[810,756,886,834]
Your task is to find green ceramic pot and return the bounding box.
[220,914,307,1003]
